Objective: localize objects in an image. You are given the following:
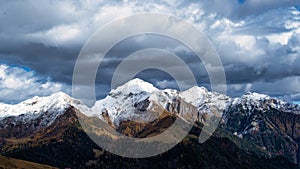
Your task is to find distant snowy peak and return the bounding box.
[230,92,267,107]
[225,91,300,127]
[0,92,69,117]
[242,92,269,100]
[229,91,290,110]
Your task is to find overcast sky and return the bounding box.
[0,0,300,104]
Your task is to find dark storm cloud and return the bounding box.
[0,0,300,102]
[0,1,86,42]
[0,0,95,88]
[0,42,80,84]
[221,35,300,84]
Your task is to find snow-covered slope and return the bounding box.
[0,92,73,118]
[91,79,161,124]
[0,92,93,128]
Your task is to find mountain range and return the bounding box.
[0,78,299,169]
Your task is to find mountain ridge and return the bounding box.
[0,78,300,167]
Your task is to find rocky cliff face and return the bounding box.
[223,92,300,164]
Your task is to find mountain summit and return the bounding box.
[110,78,159,95]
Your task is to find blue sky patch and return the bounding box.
[239,0,246,4]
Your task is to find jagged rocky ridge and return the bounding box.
[0,78,300,166]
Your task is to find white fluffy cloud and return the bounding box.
[0,64,70,103]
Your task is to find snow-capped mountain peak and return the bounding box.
[21,92,71,106]
[241,92,269,101]
[229,92,271,108]
[109,78,159,95]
